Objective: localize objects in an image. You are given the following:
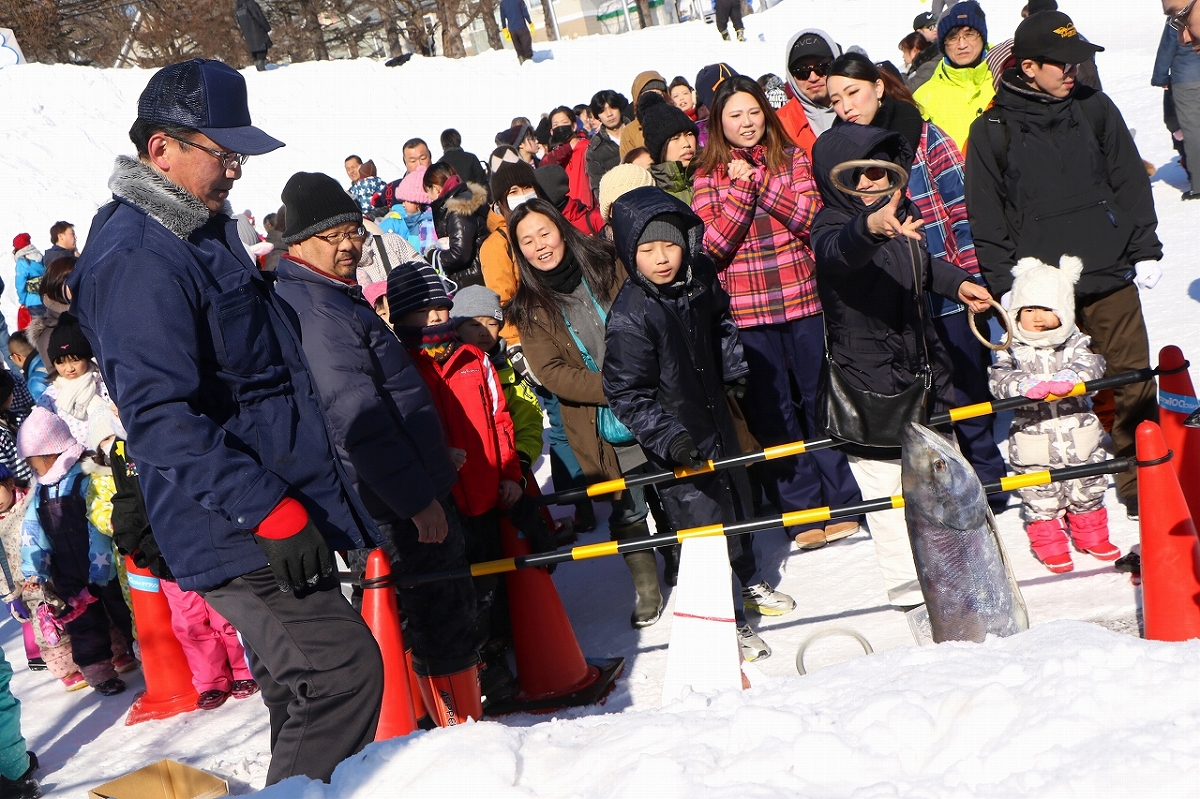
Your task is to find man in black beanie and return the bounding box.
[272,172,480,726]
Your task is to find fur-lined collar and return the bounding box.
[107,155,232,239]
[443,182,489,217]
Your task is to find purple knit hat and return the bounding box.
[17,407,85,485]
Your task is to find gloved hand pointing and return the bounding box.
[253,497,334,593]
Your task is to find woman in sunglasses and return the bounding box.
[809,124,991,608]
[825,51,1009,502]
[691,75,864,551]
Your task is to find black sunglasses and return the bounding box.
[789,61,832,81]
[856,166,889,182]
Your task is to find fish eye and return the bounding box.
[933,459,947,473]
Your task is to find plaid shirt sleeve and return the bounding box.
[912,123,980,277]
[694,167,758,264]
[757,149,821,239]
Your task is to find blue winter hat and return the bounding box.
[137,59,284,155]
[938,1,987,49]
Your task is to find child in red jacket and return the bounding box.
[386,259,523,701]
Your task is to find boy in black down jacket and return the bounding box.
[603,186,793,662]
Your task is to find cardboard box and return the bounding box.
[88,760,228,799]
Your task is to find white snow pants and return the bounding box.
[847,456,924,608]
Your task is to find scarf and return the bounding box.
[397,320,459,362]
[541,252,583,294]
[53,370,99,420]
[873,96,925,172]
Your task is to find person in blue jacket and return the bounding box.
[1153,18,1200,198]
[65,59,383,786]
[500,0,534,63]
[11,234,44,318]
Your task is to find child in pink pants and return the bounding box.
[159,581,255,709]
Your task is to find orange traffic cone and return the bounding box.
[360,549,418,740]
[484,517,623,715]
[124,558,199,724]
[1156,346,1200,521]
[1136,421,1200,641]
[405,648,430,729]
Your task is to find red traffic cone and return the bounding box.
[405,648,429,728]
[360,549,418,740]
[484,517,623,715]
[124,558,199,724]
[1136,421,1200,641]
[1156,346,1200,521]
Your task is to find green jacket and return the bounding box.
[913,57,995,150]
[650,161,695,206]
[496,355,545,468]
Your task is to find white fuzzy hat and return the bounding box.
[1009,255,1083,347]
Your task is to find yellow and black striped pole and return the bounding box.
[535,366,1164,506]
[397,458,1131,587]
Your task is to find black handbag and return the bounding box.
[821,237,933,451]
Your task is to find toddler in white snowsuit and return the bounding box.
[988,256,1120,573]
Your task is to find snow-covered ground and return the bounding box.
[2,0,1199,796]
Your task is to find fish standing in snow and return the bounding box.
[901,422,1029,643]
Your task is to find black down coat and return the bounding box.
[810,126,969,419]
[273,257,457,526]
[235,0,272,53]
[603,186,751,528]
[430,180,489,288]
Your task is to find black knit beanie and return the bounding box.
[490,152,540,210]
[639,93,699,164]
[386,260,452,324]
[48,313,93,362]
[281,171,363,245]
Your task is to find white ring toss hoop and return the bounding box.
[795,627,874,675]
[828,159,909,199]
[970,298,1013,352]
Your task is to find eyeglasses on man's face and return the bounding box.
[1169,0,1197,32]
[168,135,250,170]
[311,227,367,245]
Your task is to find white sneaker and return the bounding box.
[742,582,796,616]
[738,625,771,661]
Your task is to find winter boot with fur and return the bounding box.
[1026,518,1073,573]
[1067,507,1121,561]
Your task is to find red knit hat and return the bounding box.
[12,233,30,250]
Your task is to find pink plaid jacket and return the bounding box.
[692,145,823,328]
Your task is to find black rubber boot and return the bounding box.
[660,544,680,587]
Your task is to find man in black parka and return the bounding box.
[235,0,273,71]
[966,11,1163,516]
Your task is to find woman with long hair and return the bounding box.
[826,52,1008,503]
[507,199,676,629]
[691,74,862,554]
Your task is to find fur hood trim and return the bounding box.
[444,182,489,216]
[107,155,232,239]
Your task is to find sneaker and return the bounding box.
[737,625,771,661]
[742,582,796,616]
[0,751,40,799]
[197,690,230,710]
[112,654,139,674]
[823,521,860,544]
[26,658,46,672]
[793,528,827,550]
[61,673,87,692]
[231,679,260,700]
[93,678,126,697]
[1182,190,1200,201]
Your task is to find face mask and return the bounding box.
[507,191,537,211]
[550,124,574,146]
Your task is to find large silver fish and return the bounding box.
[901,422,1029,643]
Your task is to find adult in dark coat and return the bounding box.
[810,123,989,608]
[271,172,477,681]
[966,11,1163,513]
[235,0,272,71]
[66,59,382,785]
[604,187,769,639]
[425,165,490,288]
[439,129,489,193]
[499,0,533,62]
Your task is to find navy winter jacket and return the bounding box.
[604,187,751,527]
[68,156,379,592]
[273,257,457,525]
[499,0,531,30]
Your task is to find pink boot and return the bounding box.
[1067,508,1121,561]
[1027,518,1074,573]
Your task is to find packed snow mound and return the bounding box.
[257,621,1200,798]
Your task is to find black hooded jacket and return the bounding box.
[965,70,1161,300]
[430,180,490,287]
[603,187,751,527]
[811,125,967,412]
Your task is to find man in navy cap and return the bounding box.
[67,59,385,785]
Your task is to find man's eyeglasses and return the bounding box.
[311,227,366,245]
[945,28,983,45]
[790,61,832,81]
[168,135,249,170]
[1170,0,1197,32]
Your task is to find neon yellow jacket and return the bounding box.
[496,357,545,468]
[913,58,995,151]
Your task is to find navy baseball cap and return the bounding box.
[137,59,284,155]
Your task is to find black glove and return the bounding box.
[725,376,748,400]
[506,495,558,573]
[253,519,335,593]
[669,432,706,471]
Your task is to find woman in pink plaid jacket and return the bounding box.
[692,75,863,551]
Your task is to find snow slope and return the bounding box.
[2,0,1199,796]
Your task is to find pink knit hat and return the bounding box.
[395,166,431,205]
[363,281,388,307]
[17,407,85,485]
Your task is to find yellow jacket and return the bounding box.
[913,58,995,151]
